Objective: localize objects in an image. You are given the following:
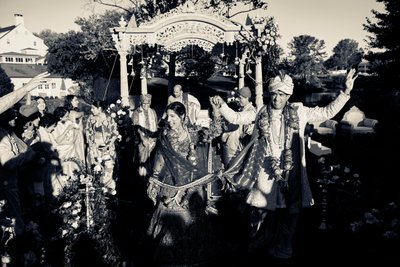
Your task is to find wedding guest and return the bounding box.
[0,108,36,235]
[86,103,119,195]
[131,94,158,177]
[167,84,201,126]
[210,86,257,168]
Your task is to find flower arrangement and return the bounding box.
[350,202,400,238]
[237,16,280,56]
[196,115,224,143]
[50,157,120,267]
[105,99,135,158]
[316,157,362,197]
[0,199,15,266]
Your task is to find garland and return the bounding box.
[258,104,299,190]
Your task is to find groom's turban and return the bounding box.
[268,74,294,95]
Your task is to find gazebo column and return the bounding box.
[140,65,148,95]
[238,59,245,89]
[238,48,248,90]
[255,55,263,111]
[118,50,130,107]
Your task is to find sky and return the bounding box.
[0,0,385,56]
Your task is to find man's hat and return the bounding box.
[237,86,252,98]
[268,74,294,95]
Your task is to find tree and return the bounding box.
[46,10,126,102]
[87,0,268,21]
[325,39,364,70]
[0,66,14,97]
[364,0,400,83]
[288,34,327,88]
[34,29,61,47]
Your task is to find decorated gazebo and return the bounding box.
[111,0,268,109]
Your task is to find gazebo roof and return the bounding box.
[111,0,244,52]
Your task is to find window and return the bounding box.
[33,41,37,46]
[38,85,43,90]
[45,84,49,89]
[16,58,23,63]
[25,58,33,63]
[52,83,56,89]
[5,57,13,62]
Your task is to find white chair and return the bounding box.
[340,106,378,136]
[310,119,338,136]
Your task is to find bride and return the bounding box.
[146,101,220,266]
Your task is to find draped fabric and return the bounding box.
[221,104,304,212]
[132,106,158,166]
[156,131,211,186]
[222,114,267,192]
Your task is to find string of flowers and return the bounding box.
[50,157,120,267]
[258,104,299,190]
[106,99,131,147]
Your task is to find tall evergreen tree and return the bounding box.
[364,0,400,83]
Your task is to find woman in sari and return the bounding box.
[85,103,119,195]
[146,102,220,266]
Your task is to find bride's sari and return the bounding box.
[146,126,219,266]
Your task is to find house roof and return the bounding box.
[0,63,60,78]
[21,47,39,51]
[0,51,40,57]
[0,25,16,38]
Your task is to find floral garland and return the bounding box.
[258,104,299,189]
[51,157,120,267]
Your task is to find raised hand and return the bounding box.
[25,72,50,89]
[344,68,358,95]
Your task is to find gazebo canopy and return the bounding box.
[110,0,266,109]
[112,0,243,53]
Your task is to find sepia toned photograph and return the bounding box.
[1,0,399,266]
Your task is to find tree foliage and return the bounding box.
[87,0,268,21]
[324,39,364,70]
[34,29,61,47]
[288,35,326,86]
[0,66,14,97]
[45,10,126,101]
[363,0,400,82]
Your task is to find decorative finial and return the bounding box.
[119,16,127,27]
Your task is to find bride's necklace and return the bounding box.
[167,126,197,166]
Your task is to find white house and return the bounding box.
[0,63,76,98]
[0,14,78,99]
[0,14,48,57]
